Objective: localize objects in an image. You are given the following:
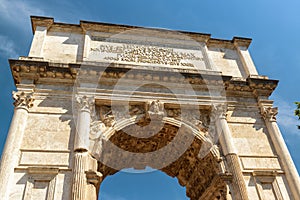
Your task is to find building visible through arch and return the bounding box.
[0,16,300,199]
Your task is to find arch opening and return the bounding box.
[98,167,188,200]
[93,122,229,200]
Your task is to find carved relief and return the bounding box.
[166,108,181,118]
[146,100,165,120]
[90,121,107,140]
[90,104,147,139]
[98,105,114,127]
[13,91,34,109]
[94,102,211,134]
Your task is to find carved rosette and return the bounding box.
[12,91,34,109]
[76,95,94,112]
[261,106,278,122]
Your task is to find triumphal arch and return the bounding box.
[0,16,300,200]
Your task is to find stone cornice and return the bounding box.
[30,16,54,33]
[30,16,252,49]
[10,59,278,97]
[233,37,252,48]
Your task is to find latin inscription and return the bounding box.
[89,42,205,68]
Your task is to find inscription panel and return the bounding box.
[240,157,281,170]
[19,151,70,167]
[88,38,207,69]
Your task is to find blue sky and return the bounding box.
[0,0,300,199]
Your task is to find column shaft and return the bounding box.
[75,109,91,150]
[214,104,249,200]
[0,91,33,200]
[72,96,94,200]
[265,118,300,199]
[72,152,89,200]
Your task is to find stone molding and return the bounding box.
[251,171,284,200]
[31,16,253,50]
[24,167,58,200]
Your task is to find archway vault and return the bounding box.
[87,104,231,200]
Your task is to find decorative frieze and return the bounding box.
[10,60,279,100]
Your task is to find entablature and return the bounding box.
[10,59,278,99]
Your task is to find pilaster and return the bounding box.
[233,37,258,77]
[28,26,47,58]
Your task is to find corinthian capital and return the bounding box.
[211,104,227,121]
[261,106,278,122]
[76,95,94,112]
[13,91,34,109]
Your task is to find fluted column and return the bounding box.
[72,151,89,200]
[0,91,34,200]
[212,104,249,200]
[260,105,300,199]
[72,96,94,200]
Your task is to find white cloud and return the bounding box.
[0,0,44,28]
[273,95,300,136]
[0,35,18,58]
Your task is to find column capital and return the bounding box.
[12,91,34,110]
[76,95,94,112]
[261,106,278,122]
[211,104,227,121]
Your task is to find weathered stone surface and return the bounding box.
[1,16,299,200]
